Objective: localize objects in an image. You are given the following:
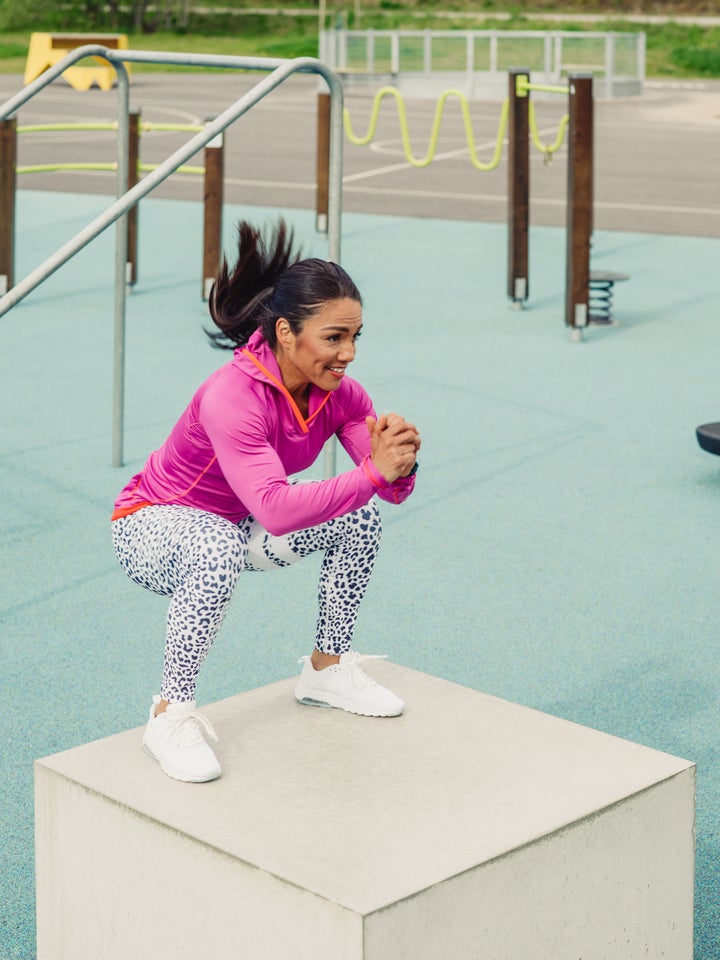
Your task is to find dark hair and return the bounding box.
[207,220,362,350]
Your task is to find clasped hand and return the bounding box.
[366,413,421,483]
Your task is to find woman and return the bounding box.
[111,220,420,783]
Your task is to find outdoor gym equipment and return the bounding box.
[319,72,624,338]
[0,48,346,472]
[342,86,509,170]
[0,113,224,296]
[507,68,628,337]
[696,423,720,457]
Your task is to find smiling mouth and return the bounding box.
[327,366,346,378]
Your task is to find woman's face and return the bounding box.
[275,297,363,394]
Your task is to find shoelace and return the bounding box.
[168,710,219,748]
[299,652,388,687]
[343,652,387,688]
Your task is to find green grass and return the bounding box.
[0,14,717,79]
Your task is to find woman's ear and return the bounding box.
[276,317,292,345]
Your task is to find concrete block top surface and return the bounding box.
[37,663,693,915]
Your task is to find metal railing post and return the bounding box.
[605,33,616,97]
[553,33,562,78]
[543,34,552,80]
[391,32,400,75]
[0,50,346,470]
[489,31,498,75]
[465,32,474,91]
[323,70,344,478]
[637,32,646,85]
[113,61,130,467]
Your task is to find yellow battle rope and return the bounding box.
[528,101,569,163]
[15,121,208,176]
[344,86,509,171]
[16,162,205,175]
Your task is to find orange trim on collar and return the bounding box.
[306,390,332,426]
[241,348,332,433]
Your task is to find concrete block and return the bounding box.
[35,663,695,959]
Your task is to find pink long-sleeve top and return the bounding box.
[112,329,415,535]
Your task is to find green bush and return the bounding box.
[0,40,28,58]
[670,41,720,75]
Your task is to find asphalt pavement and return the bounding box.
[0,70,718,238]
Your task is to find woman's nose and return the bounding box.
[337,341,356,362]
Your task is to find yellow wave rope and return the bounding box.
[344,86,508,171]
[17,121,204,135]
[17,162,205,176]
[527,101,569,164]
[18,123,118,133]
[15,122,208,177]
[16,162,117,174]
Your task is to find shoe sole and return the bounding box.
[294,687,404,718]
[142,741,221,783]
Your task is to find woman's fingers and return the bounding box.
[368,413,420,482]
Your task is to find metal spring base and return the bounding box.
[588,270,629,325]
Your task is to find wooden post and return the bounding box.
[565,75,593,333]
[0,117,17,295]
[507,68,529,307]
[126,108,140,287]
[202,125,224,301]
[316,91,331,234]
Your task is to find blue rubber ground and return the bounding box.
[2,189,719,957]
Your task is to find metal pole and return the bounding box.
[0,58,341,319]
[465,32,474,94]
[507,68,529,308]
[0,51,346,471]
[565,74,593,338]
[323,74,344,477]
[326,78,343,266]
[113,62,130,467]
[489,32,498,75]
[605,33,616,98]
[638,31,646,87]
[0,44,111,120]
[0,117,16,295]
[543,34,552,80]
[391,32,399,76]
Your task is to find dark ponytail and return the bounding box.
[207,219,362,350]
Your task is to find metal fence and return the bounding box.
[320,29,645,98]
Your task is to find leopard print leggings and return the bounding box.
[111,501,382,702]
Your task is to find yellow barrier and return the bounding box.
[24,32,129,92]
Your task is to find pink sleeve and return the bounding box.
[201,374,415,535]
[199,389,380,536]
[337,390,417,506]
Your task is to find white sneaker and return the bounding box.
[142,696,221,783]
[294,652,405,717]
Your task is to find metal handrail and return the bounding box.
[0,47,345,469]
